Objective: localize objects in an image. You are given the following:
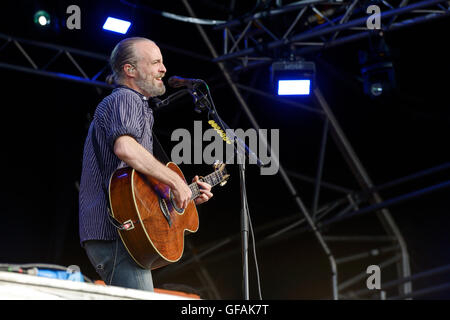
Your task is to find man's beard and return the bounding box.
[136,71,166,97]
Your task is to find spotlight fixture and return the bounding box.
[34,10,51,27]
[360,60,396,98]
[102,17,132,34]
[271,60,316,96]
[359,38,396,99]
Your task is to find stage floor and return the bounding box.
[0,271,195,300]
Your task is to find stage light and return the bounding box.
[370,83,383,97]
[278,80,311,95]
[102,17,132,34]
[358,38,396,99]
[360,60,396,99]
[271,60,315,96]
[34,10,51,27]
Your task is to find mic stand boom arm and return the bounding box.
[154,89,191,110]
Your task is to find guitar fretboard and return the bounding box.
[189,170,224,200]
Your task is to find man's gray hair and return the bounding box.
[106,37,152,85]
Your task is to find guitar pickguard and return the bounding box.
[158,197,172,227]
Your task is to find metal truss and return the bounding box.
[0,32,211,91]
[213,0,450,71]
[162,0,450,300]
[0,32,112,90]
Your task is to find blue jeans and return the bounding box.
[83,239,154,292]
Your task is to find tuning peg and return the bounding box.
[213,160,223,170]
[220,174,230,186]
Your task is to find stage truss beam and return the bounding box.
[171,0,450,300]
[216,0,450,72]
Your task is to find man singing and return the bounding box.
[79,37,213,291]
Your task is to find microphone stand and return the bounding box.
[239,159,250,300]
[186,84,266,300]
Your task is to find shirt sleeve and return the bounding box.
[101,92,145,150]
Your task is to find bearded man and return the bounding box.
[78,37,212,291]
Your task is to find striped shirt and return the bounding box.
[79,86,154,244]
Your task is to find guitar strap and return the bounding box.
[152,132,170,164]
[148,97,171,164]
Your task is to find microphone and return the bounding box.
[167,76,203,88]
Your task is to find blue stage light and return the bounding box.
[271,61,315,96]
[278,80,311,95]
[102,17,132,34]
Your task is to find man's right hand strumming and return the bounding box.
[114,135,192,209]
[170,177,192,210]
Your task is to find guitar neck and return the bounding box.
[189,170,224,200]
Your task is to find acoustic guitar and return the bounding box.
[108,161,229,270]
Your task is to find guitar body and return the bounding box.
[108,162,199,270]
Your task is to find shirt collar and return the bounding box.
[114,85,149,102]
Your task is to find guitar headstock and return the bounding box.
[213,160,230,186]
